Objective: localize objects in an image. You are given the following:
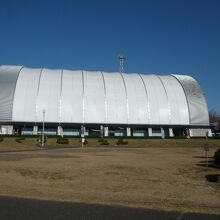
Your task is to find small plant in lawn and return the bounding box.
[100,139,109,145]
[56,137,69,144]
[37,136,47,144]
[15,137,26,143]
[116,138,128,145]
[79,139,88,145]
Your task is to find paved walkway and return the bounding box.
[0,196,219,220]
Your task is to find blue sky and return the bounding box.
[0,0,220,112]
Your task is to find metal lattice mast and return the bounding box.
[119,54,126,73]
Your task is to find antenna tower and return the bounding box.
[119,54,126,73]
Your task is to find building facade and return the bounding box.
[0,65,210,137]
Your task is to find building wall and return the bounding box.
[0,65,23,122]
[0,65,210,127]
[172,75,209,125]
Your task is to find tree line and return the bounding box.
[209,109,220,131]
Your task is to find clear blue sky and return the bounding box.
[0,0,219,112]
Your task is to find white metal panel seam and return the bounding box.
[119,73,129,125]
[138,73,150,124]
[82,70,85,124]
[11,66,24,122]
[101,71,108,125]
[59,69,64,124]
[156,75,171,124]
[35,68,43,123]
[171,74,191,125]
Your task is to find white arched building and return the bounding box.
[0,65,210,137]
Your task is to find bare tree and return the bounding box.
[209,109,220,131]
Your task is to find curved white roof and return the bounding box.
[0,65,209,126]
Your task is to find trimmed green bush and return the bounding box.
[214,148,220,165]
[15,137,26,143]
[116,138,128,145]
[37,136,47,144]
[100,139,109,145]
[79,139,88,145]
[56,138,69,144]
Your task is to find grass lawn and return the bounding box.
[0,136,219,151]
[0,137,219,214]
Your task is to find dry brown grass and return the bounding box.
[0,138,219,214]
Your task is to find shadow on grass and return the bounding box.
[197,159,214,166]
[0,145,79,154]
[196,157,220,184]
[194,156,213,159]
[196,157,220,168]
[206,174,220,183]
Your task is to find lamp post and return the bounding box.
[42,109,46,147]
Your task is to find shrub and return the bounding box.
[83,140,88,145]
[15,137,26,143]
[116,138,128,145]
[56,138,69,144]
[214,148,220,165]
[37,136,47,144]
[79,139,88,145]
[0,137,3,142]
[98,138,104,142]
[100,139,109,145]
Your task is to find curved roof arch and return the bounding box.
[0,65,209,126]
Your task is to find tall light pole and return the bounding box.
[42,109,46,147]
